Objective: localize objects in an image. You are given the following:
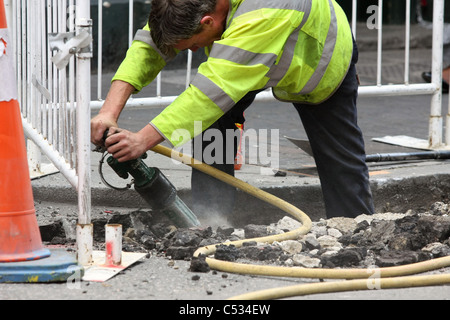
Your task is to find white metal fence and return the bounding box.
[352,0,447,150]
[7,0,92,263]
[10,0,75,181]
[91,0,448,149]
[8,0,447,262]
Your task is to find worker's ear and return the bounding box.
[200,15,214,28]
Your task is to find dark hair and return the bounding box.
[149,0,218,55]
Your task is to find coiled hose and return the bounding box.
[152,144,450,300]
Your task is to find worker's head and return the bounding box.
[149,0,226,55]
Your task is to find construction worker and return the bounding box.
[91,0,375,222]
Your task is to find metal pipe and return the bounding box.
[22,119,78,188]
[105,224,122,266]
[52,0,57,147]
[69,0,76,168]
[404,0,411,84]
[76,224,93,266]
[377,0,383,86]
[358,83,437,96]
[366,150,450,162]
[429,0,444,148]
[129,0,133,48]
[156,73,162,97]
[98,0,103,100]
[445,0,450,146]
[27,0,42,175]
[58,3,67,155]
[76,0,93,264]
[286,136,450,163]
[447,77,450,145]
[41,0,48,139]
[351,0,357,38]
[21,0,26,119]
[89,83,439,111]
[186,50,192,89]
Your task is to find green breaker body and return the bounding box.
[106,155,201,228]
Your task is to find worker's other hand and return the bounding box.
[91,114,118,147]
[105,125,164,162]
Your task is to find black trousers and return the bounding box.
[191,40,374,220]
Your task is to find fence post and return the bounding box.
[75,0,93,265]
[429,0,444,148]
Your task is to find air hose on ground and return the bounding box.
[151,144,450,300]
[365,150,450,162]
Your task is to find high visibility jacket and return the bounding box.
[113,0,353,147]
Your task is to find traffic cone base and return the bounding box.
[0,248,84,283]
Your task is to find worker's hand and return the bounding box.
[91,80,136,147]
[105,125,164,162]
[91,113,118,147]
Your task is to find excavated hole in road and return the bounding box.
[37,201,450,273]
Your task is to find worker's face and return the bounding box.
[174,16,224,52]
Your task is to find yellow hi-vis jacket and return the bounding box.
[113,0,354,147]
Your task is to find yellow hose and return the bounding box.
[152,144,450,300]
[230,273,450,300]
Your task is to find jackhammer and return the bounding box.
[94,131,201,228]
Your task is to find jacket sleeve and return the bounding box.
[112,24,173,93]
[150,84,226,147]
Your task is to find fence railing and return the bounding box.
[355,0,446,150]
[7,0,92,264]
[91,0,447,150]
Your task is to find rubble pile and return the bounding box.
[191,203,450,270]
[39,201,450,271]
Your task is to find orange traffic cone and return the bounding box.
[0,99,52,263]
[0,0,50,263]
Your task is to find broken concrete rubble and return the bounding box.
[37,201,450,273]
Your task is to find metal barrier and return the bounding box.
[354,0,447,150]
[8,0,92,263]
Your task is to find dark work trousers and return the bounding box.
[293,40,375,218]
[191,39,374,220]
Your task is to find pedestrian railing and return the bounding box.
[90,0,447,150]
[354,0,447,150]
[8,0,92,264]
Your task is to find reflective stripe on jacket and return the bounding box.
[112,0,353,147]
